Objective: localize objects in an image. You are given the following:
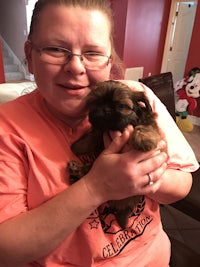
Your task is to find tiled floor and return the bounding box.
[160,124,200,266]
[161,126,200,267]
[182,125,200,162]
[160,205,200,254]
[160,205,200,266]
[160,125,200,266]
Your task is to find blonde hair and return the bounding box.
[28,0,124,78]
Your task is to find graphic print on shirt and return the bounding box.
[98,195,145,233]
[86,196,153,258]
[69,139,153,258]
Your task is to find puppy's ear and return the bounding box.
[137,98,152,113]
[132,92,153,114]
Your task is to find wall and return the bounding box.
[0,0,28,66]
[0,37,5,83]
[111,0,200,118]
[185,1,200,74]
[111,0,171,77]
[185,1,200,117]
[111,0,128,60]
[0,1,199,85]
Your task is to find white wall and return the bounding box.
[26,0,37,34]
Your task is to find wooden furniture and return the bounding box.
[139,72,176,121]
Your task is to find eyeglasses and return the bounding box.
[29,42,112,70]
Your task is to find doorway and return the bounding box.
[26,0,37,34]
[161,0,197,84]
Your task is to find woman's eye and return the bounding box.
[85,50,103,54]
[43,47,69,57]
[45,47,63,52]
[84,52,103,56]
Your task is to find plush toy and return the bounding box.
[175,67,200,132]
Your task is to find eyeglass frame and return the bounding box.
[28,41,112,70]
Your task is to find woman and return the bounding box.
[0,0,198,266]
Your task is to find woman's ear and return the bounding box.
[24,41,33,74]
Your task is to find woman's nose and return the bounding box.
[63,54,86,74]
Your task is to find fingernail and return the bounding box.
[160,140,166,148]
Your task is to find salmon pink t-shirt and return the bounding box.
[0,81,198,267]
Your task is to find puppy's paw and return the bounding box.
[67,161,85,183]
[132,125,160,151]
[67,161,91,184]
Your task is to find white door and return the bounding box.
[161,1,197,84]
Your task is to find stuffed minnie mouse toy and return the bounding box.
[175,67,200,132]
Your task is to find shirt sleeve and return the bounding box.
[0,134,29,223]
[121,80,199,172]
[146,85,199,172]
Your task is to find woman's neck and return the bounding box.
[45,100,88,129]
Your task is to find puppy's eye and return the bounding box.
[115,103,133,114]
[117,103,130,109]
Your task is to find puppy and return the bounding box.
[68,80,162,228]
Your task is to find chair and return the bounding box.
[139,72,176,121]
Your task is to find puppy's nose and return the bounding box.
[103,107,112,115]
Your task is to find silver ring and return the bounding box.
[147,173,154,186]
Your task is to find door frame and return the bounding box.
[161,0,198,75]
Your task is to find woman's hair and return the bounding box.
[28,0,124,79]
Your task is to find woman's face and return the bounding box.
[25,5,112,122]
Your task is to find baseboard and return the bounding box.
[188,115,200,126]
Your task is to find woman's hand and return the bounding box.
[83,125,168,206]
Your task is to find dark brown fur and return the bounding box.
[68,80,162,228]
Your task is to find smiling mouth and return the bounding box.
[59,84,89,90]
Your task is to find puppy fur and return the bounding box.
[68,80,162,228]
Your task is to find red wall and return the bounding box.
[111,0,200,118]
[124,0,171,77]
[0,37,5,83]
[111,0,171,77]
[112,0,200,78]
[111,0,128,60]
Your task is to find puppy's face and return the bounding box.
[87,80,150,131]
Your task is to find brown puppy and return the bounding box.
[68,80,162,228]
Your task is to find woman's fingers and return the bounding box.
[103,126,133,153]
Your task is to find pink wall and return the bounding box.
[111,0,171,77]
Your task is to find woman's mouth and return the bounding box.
[57,83,90,97]
[59,83,89,90]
